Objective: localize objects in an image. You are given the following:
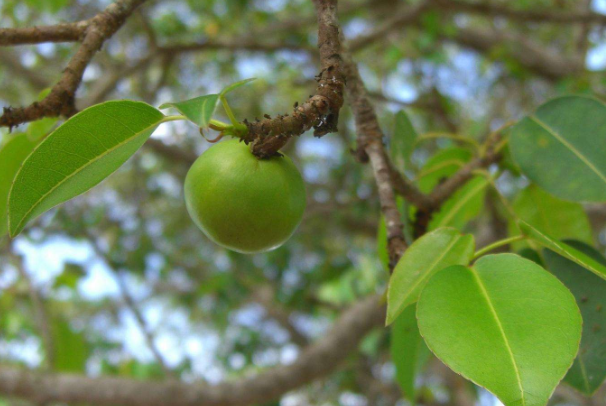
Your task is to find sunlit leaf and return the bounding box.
[544,241,606,395]
[391,304,430,404]
[429,176,488,230]
[8,101,165,236]
[510,95,606,202]
[160,94,219,128]
[387,227,474,325]
[418,254,582,406]
[0,134,37,237]
[508,185,593,251]
[518,220,606,280]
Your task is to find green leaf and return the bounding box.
[8,101,165,236]
[508,185,593,250]
[417,147,472,193]
[429,176,488,230]
[160,94,219,128]
[510,95,606,202]
[26,117,58,142]
[544,241,606,395]
[220,77,256,96]
[518,220,606,280]
[0,134,37,237]
[391,304,430,404]
[52,318,89,372]
[377,215,389,271]
[53,262,86,290]
[418,254,582,406]
[387,227,475,325]
[391,110,418,172]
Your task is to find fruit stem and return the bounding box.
[161,115,188,123]
[472,235,525,260]
[220,96,239,127]
[209,119,230,130]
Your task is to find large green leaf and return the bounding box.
[518,221,606,280]
[510,95,606,202]
[160,94,219,128]
[8,101,165,236]
[391,110,418,172]
[508,185,593,250]
[0,134,37,237]
[429,176,488,230]
[387,227,474,325]
[418,254,582,406]
[391,304,430,404]
[544,241,606,395]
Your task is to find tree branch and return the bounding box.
[0,0,148,129]
[0,294,384,406]
[0,21,89,46]
[340,41,409,267]
[435,0,606,25]
[11,252,55,370]
[447,25,582,80]
[240,0,345,158]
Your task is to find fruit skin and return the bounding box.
[184,139,306,254]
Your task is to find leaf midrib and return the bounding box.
[470,267,526,406]
[529,115,606,185]
[9,118,163,235]
[522,223,605,278]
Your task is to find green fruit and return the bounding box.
[184,139,306,254]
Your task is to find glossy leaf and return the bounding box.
[510,95,606,202]
[160,94,219,128]
[8,101,165,236]
[391,110,417,172]
[391,304,430,404]
[0,134,37,237]
[519,221,606,280]
[544,241,606,395]
[429,176,488,230]
[508,185,593,250]
[418,254,582,406]
[220,77,256,96]
[387,227,474,325]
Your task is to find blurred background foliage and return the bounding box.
[1,0,606,405]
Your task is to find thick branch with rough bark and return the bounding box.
[340,40,409,266]
[447,26,583,80]
[0,0,147,129]
[0,21,89,46]
[0,295,384,406]
[240,0,345,158]
[436,0,606,25]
